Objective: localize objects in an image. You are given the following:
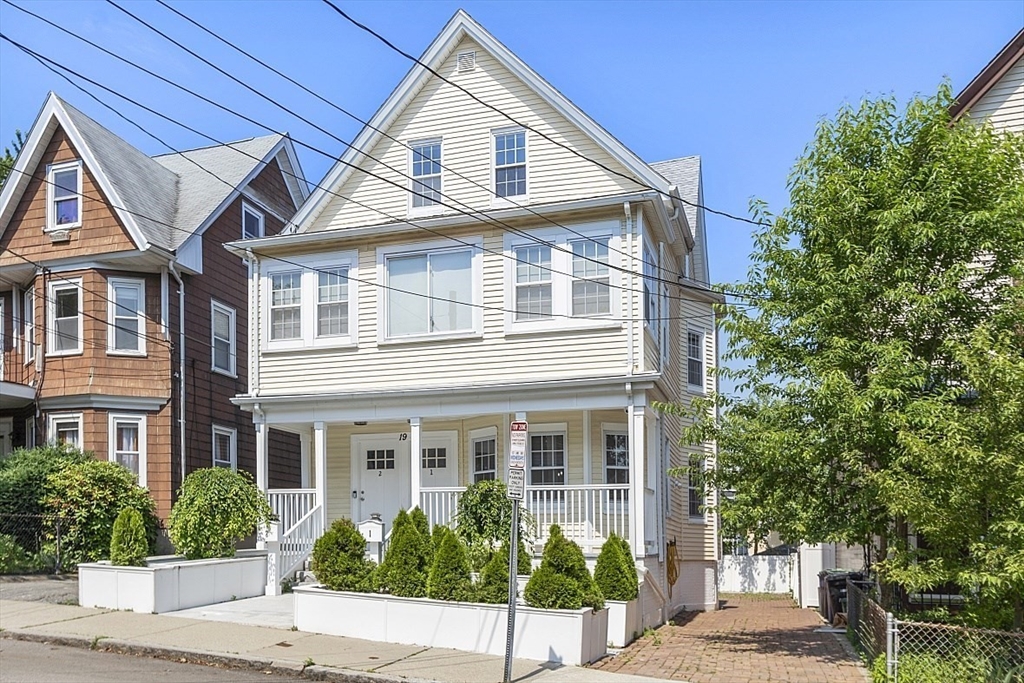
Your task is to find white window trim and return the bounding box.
[687,454,707,523]
[601,423,629,486]
[490,126,529,208]
[47,278,83,357]
[643,239,659,336]
[503,222,623,335]
[23,287,35,363]
[25,417,36,449]
[47,412,83,449]
[241,201,265,240]
[107,277,146,356]
[469,426,498,483]
[212,424,238,470]
[526,422,567,487]
[263,252,359,352]
[407,137,444,218]
[686,327,706,393]
[46,160,83,231]
[211,299,237,377]
[109,413,147,487]
[376,237,484,344]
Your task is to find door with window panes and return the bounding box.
[420,433,457,488]
[357,435,408,527]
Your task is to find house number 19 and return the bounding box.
[398,433,408,441]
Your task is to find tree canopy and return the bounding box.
[0,130,26,187]
[674,83,1024,624]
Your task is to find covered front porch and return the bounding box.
[247,376,659,589]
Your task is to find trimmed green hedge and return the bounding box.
[524,524,603,610]
[311,519,376,592]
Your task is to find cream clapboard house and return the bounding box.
[228,11,721,619]
[950,27,1023,133]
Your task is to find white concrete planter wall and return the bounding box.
[78,550,267,614]
[606,599,640,648]
[293,586,608,666]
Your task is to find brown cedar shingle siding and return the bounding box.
[0,127,138,268]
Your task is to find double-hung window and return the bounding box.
[211,300,236,376]
[48,413,82,449]
[48,279,82,356]
[505,223,620,331]
[643,244,658,329]
[604,430,629,502]
[493,129,526,200]
[212,425,237,470]
[471,428,497,483]
[688,456,705,520]
[409,140,442,212]
[687,330,705,390]
[23,287,35,362]
[242,202,264,240]
[108,278,145,355]
[47,161,82,230]
[529,431,565,486]
[382,242,479,340]
[109,414,146,486]
[264,254,357,350]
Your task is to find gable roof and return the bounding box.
[950,28,1024,120]
[649,156,701,238]
[289,9,670,234]
[0,92,305,254]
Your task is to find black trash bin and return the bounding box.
[820,571,865,623]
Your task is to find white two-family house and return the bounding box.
[228,10,721,619]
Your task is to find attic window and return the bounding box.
[457,51,476,74]
[242,202,264,239]
[47,160,82,231]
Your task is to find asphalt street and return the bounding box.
[0,639,306,683]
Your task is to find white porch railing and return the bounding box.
[278,504,323,582]
[419,484,630,554]
[420,487,466,529]
[269,489,316,534]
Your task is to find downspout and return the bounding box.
[246,249,260,397]
[168,261,186,489]
[624,202,634,377]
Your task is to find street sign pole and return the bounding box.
[503,498,519,683]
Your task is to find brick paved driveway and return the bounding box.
[591,593,868,683]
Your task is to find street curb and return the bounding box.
[0,629,430,683]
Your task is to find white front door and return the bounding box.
[353,434,410,529]
[420,431,459,488]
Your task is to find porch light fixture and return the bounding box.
[354,421,368,426]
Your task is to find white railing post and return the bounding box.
[262,520,281,596]
[410,417,421,511]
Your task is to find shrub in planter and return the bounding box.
[594,532,638,601]
[476,539,531,604]
[44,460,158,568]
[410,506,433,567]
[525,524,603,610]
[110,508,148,567]
[377,509,428,597]
[311,519,375,592]
[0,444,89,552]
[427,526,473,601]
[168,468,274,560]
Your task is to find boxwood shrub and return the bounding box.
[310,518,375,592]
[524,524,603,610]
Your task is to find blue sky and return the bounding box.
[1,0,1020,389]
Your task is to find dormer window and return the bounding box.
[47,161,82,230]
[242,202,264,239]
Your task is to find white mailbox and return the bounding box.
[358,517,384,543]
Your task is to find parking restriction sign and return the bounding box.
[506,468,525,500]
[509,421,528,469]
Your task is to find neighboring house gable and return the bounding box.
[951,28,1024,133]
[294,11,676,235]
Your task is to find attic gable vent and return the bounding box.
[456,51,476,74]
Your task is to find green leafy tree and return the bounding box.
[426,526,473,601]
[44,460,158,567]
[109,508,148,567]
[672,84,1024,621]
[0,444,89,552]
[594,532,638,601]
[168,468,274,560]
[454,480,532,571]
[310,519,375,592]
[377,509,428,597]
[0,130,25,187]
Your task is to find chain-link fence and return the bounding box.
[0,513,66,574]
[847,578,1024,682]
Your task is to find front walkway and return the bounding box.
[591,594,869,683]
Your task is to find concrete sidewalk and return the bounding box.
[0,599,666,683]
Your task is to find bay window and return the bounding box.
[109,414,146,486]
[48,413,82,449]
[108,278,145,355]
[48,279,82,356]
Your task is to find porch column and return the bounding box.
[314,421,326,527]
[255,420,269,493]
[628,400,646,560]
[410,417,421,510]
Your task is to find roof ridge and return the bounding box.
[150,133,283,159]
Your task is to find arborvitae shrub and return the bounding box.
[594,532,638,601]
[476,542,513,604]
[427,527,473,602]
[109,508,148,567]
[410,506,433,566]
[311,519,375,592]
[524,524,604,610]
[377,509,428,597]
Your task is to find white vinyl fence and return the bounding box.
[718,554,793,594]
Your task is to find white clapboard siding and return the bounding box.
[968,56,1024,134]
[308,37,638,233]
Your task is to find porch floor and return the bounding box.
[163,593,294,629]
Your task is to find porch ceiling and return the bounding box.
[235,373,659,424]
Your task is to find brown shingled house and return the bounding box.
[0,92,306,518]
